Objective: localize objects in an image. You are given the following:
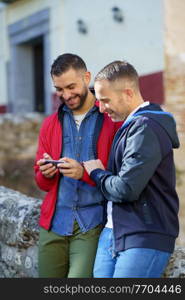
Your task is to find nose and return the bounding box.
[58,90,72,100]
[99,101,106,113]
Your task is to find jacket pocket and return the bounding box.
[142,200,153,224]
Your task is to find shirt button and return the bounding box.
[79,136,82,140]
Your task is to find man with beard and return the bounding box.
[34,53,122,277]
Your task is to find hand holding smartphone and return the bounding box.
[43,160,66,167]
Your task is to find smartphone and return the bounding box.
[43,160,66,167]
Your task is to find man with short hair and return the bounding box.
[34,54,121,277]
[84,60,180,278]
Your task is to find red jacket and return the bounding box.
[34,105,122,229]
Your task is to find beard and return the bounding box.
[60,86,88,111]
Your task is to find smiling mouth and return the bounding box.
[67,96,79,104]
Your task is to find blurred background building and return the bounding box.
[0,0,184,245]
[0,0,164,114]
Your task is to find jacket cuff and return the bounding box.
[90,169,112,187]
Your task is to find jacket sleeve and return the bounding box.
[90,121,162,203]
[34,120,58,192]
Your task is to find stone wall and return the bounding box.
[0,186,185,278]
[0,113,45,199]
[164,0,185,246]
[0,186,41,277]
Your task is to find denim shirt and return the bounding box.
[51,105,104,235]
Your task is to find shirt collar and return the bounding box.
[63,103,98,115]
[124,101,150,124]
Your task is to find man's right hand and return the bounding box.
[37,153,58,178]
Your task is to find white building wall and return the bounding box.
[0,0,164,107]
[61,0,164,82]
[6,0,47,23]
[49,0,65,61]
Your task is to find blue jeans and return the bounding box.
[93,228,171,278]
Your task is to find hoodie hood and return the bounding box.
[122,103,180,149]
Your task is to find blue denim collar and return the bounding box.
[63,104,98,117]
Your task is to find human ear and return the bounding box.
[84,71,91,85]
[124,88,133,98]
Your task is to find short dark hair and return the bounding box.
[50,53,87,76]
[95,60,139,88]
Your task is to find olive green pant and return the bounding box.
[38,222,102,278]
